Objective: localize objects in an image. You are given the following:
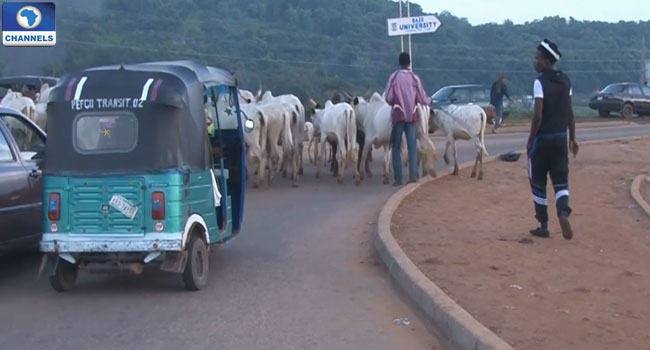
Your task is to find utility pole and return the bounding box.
[399,0,404,52]
[642,36,647,83]
[407,0,412,69]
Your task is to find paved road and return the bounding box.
[1,124,649,350]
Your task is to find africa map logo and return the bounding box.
[16,5,43,29]
[2,2,56,47]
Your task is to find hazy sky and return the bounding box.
[415,0,650,25]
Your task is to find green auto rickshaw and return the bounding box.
[40,60,252,291]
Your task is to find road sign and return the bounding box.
[387,15,441,37]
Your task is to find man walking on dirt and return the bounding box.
[385,52,431,186]
[490,73,513,132]
[527,39,579,240]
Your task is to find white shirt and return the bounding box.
[533,78,572,99]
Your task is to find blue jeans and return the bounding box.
[391,121,418,183]
[494,103,504,128]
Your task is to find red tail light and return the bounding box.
[152,192,165,220]
[48,193,61,221]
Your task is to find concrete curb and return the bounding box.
[375,160,514,350]
[631,174,650,217]
[374,134,650,350]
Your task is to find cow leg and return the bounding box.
[270,145,283,185]
[292,148,300,187]
[281,148,291,178]
[451,140,459,176]
[298,143,304,175]
[443,139,451,165]
[349,144,361,186]
[354,156,361,186]
[365,153,373,178]
[356,130,365,174]
[478,150,484,181]
[308,139,314,164]
[359,139,372,180]
[257,156,267,188]
[383,146,391,185]
[337,137,346,184]
[316,139,326,179]
[330,140,339,177]
[471,152,479,178]
[426,149,438,178]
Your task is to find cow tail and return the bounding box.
[479,109,489,157]
[257,109,267,153]
[282,111,294,150]
[346,108,356,162]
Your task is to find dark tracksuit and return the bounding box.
[528,70,573,224]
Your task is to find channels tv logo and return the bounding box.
[2,2,56,47]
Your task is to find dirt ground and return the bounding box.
[494,118,638,134]
[393,138,650,350]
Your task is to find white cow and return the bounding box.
[33,84,51,131]
[256,102,297,186]
[352,93,391,183]
[238,88,261,104]
[259,91,306,177]
[1,90,39,147]
[413,103,439,178]
[430,104,489,180]
[304,121,316,164]
[353,93,437,184]
[312,101,360,185]
[240,103,268,188]
[1,90,38,124]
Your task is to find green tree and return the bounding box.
[46,0,650,103]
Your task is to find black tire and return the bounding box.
[598,109,610,118]
[49,258,78,292]
[183,236,209,291]
[621,103,634,119]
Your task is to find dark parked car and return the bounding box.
[431,84,511,116]
[0,106,46,254]
[589,83,650,118]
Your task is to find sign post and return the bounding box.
[407,1,412,68]
[387,13,441,69]
[399,0,404,52]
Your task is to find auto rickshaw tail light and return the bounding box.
[152,192,165,220]
[48,193,61,221]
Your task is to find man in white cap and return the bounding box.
[527,39,579,240]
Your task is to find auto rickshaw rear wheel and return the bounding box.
[183,236,209,291]
[49,258,78,292]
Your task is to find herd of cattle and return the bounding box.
[235,89,489,187]
[0,85,490,186]
[0,84,51,147]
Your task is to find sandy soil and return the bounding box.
[492,119,637,134]
[393,138,650,350]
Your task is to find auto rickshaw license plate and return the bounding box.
[109,195,139,220]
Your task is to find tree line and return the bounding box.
[7,0,650,102]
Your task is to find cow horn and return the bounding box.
[309,98,318,108]
[255,80,262,100]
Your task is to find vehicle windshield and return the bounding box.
[432,87,454,101]
[602,84,626,93]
